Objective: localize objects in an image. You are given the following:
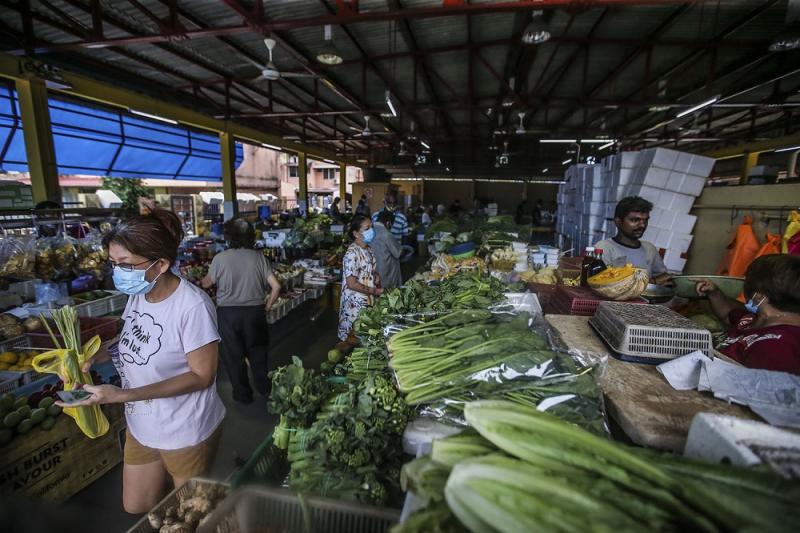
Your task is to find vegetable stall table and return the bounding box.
[545,314,755,452]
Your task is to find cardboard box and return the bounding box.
[668,232,694,254]
[681,174,707,197]
[664,248,687,273]
[637,147,681,171]
[669,192,696,214]
[639,166,671,189]
[0,405,124,504]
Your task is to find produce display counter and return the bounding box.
[545,314,755,452]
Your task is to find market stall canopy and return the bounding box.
[236,193,261,202]
[94,189,122,209]
[199,192,224,205]
[0,87,243,180]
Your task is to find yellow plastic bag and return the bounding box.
[32,335,110,439]
[783,211,800,253]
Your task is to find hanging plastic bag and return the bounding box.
[754,233,782,259]
[717,215,760,277]
[784,211,800,254]
[31,309,110,439]
[788,232,800,256]
[0,234,36,279]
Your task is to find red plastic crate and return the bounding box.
[27,317,120,349]
[549,285,646,316]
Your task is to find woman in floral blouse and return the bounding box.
[338,215,383,341]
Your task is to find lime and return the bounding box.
[38,397,55,410]
[40,417,56,431]
[13,396,28,410]
[16,405,31,419]
[47,404,62,417]
[30,408,46,424]
[3,411,21,428]
[16,419,33,434]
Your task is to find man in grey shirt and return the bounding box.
[595,196,671,284]
[371,210,403,289]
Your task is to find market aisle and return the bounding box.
[65,303,338,533]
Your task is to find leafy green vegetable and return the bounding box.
[267,356,327,448]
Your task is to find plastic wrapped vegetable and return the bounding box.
[31,307,110,439]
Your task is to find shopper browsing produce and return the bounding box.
[595,196,671,284]
[201,219,281,404]
[58,209,225,514]
[372,194,410,242]
[338,215,383,342]
[696,254,800,374]
[370,210,403,290]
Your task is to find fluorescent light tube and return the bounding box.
[775,145,800,153]
[540,139,577,144]
[261,143,282,151]
[129,109,178,125]
[676,95,719,118]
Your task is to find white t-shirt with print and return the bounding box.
[113,279,225,450]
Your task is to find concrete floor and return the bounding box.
[63,301,338,532]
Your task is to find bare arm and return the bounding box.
[346,275,382,296]
[265,273,281,310]
[200,275,214,289]
[60,341,220,406]
[696,280,743,325]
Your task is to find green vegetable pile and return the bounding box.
[268,357,410,505]
[354,272,507,341]
[285,373,411,505]
[395,400,800,533]
[388,310,583,406]
[267,356,327,449]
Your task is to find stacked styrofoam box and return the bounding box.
[556,151,694,271]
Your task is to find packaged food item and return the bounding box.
[0,234,36,279]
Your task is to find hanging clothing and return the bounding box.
[782,211,800,254]
[754,233,782,259]
[338,243,377,341]
[717,216,760,277]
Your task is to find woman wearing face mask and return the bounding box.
[696,254,800,375]
[61,209,225,513]
[338,215,383,343]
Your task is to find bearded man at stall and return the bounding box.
[594,196,671,285]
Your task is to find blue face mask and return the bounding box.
[744,295,765,314]
[362,227,376,244]
[112,260,163,295]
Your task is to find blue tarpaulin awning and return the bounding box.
[0,83,242,182]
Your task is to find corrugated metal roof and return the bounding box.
[0,0,794,172]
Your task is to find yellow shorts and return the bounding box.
[123,425,222,479]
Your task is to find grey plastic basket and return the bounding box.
[127,478,229,533]
[589,301,713,362]
[198,486,400,533]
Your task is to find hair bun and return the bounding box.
[148,208,184,243]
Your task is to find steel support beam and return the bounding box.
[739,151,760,184]
[339,163,347,201]
[298,152,309,216]
[220,130,238,220]
[15,77,60,204]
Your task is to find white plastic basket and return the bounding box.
[589,301,713,362]
[199,486,399,533]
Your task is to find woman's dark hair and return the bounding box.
[377,209,394,228]
[332,197,340,204]
[224,218,255,249]
[349,214,369,240]
[103,209,184,265]
[744,254,800,313]
[614,196,653,219]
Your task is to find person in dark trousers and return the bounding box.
[330,197,342,221]
[202,219,281,404]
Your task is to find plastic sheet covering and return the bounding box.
[386,308,608,435]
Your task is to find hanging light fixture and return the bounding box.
[316,25,343,65]
[522,11,550,45]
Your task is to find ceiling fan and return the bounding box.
[349,115,394,138]
[252,38,319,82]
